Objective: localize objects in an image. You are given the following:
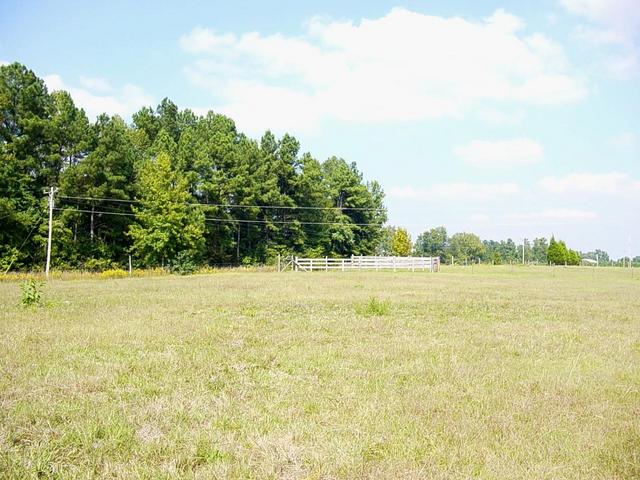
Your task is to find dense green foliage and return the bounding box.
[412,227,584,266]
[0,63,387,269]
[391,228,412,256]
[449,232,485,262]
[547,236,581,265]
[414,226,447,259]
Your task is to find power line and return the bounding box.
[55,207,136,217]
[52,207,632,229]
[53,208,385,227]
[57,195,385,212]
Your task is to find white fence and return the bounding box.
[279,255,440,272]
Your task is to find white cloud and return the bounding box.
[79,76,113,93]
[573,25,627,46]
[505,209,598,221]
[560,0,640,36]
[476,108,526,125]
[388,182,520,201]
[44,74,154,120]
[561,0,640,78]
[181,8,586,134]
[538,172,640,197]
[453,138,543,167]
[179,27,236,53]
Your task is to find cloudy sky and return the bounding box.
[1,0,638,257]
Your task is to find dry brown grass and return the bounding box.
[0,265,639,478]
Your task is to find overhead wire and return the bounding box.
[57,195,385,212]
[53,208,386,227]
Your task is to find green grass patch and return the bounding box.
[356,296,391,316]
[0,266,639,478]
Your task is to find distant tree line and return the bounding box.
[0,63,387,271]
[410,226,629,266]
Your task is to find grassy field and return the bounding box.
[0,266,639,479]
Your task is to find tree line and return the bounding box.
[2,63,633,272]
[381,226,634,266]
[0,63,386,271]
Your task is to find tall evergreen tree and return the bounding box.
[58,115,136,266]
[0,63,54,269]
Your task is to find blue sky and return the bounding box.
[1,0,639,257]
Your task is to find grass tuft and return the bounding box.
[356,296,391,316]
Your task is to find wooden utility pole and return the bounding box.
[45,187,58,278]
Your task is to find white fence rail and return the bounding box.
[280,255,440,272]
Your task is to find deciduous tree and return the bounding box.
[128,152,205,266]
[391,228,412,256]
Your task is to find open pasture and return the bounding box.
[0,266,639,478]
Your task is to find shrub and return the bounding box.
[20,279,44,307]
[169,251,198,275]
[567,249,581,266]
[356,297,391,316]
[84,257,118,272]
[548,237,581,265]
[0,246,21,272]
[100,269,129,279]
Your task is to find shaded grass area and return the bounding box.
[0,266,639,478]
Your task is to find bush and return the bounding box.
[169,251,198,275]
[548,237,581,265]
[0,246,21,272]
[20,279,44,307]
[84,257,118,272]
[100,269,129,279]
[356,297,391,316]
[567,249,581,266]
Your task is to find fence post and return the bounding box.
[411,256,415,272]
[393,256,396,272]
[325,256,328,272]
[128,255,132,276]
[277,254,281,273]
[342,258,345,272]
[295,256,298,272]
